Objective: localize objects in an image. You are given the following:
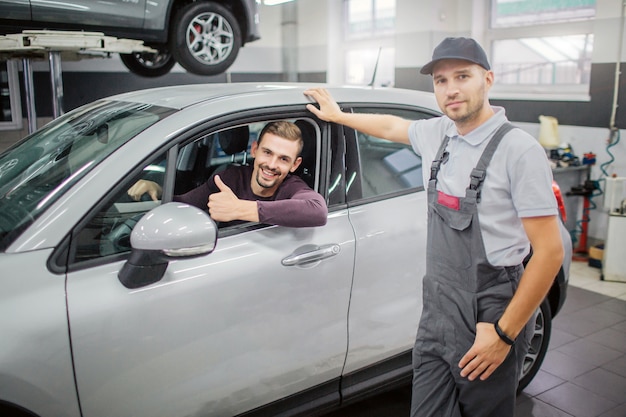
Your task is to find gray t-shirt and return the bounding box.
[408,106,557,266]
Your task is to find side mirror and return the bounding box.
[118,202,217,289]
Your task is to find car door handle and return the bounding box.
[281,244,341,266]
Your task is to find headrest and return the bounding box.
[218,125,250,155]
[294,120,315,158]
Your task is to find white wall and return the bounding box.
[232,3,283,73]
[594,0,626,64]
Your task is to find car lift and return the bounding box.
[0,30,155,133]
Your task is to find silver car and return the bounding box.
[0,0,261,77]
[0,84,571,417]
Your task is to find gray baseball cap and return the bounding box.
[420,37,491,75]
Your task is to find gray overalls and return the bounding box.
[410,123,531,417]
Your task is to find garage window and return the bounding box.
[485,0,596,101]
[491,0,596,28]
[343,0,396,87]
[345,0,396,39]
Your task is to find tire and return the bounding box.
[517,298,552,393]
[0,403,39,417]
[119,48,176,77]
[169,2,242,76]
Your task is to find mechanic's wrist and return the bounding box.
[494,320,516,346]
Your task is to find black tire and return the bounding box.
[517,298,552,393]
[169,2,242,76]
[119,48,176,77]
[0,403,39,417]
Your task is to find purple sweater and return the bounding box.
[175,165,327,227]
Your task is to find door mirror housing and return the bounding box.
[118,202,217,289]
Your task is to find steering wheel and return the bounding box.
[99,212,145,256]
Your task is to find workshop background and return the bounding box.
[1,2,626,416]
[1,0,625,250]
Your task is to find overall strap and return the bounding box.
[429,135,452,183]
[467,122,516,202]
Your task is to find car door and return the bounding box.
[64,118,356,417]
[341,106,436,378]
[30,0,146,28]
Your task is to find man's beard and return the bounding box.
[255,166,281,189]
[445,85,487,126]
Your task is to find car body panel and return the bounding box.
[0,0,30,20]
[344,193,427,373]
[67,214,355,416]
[30,0,146,28]
[240,0,262,42]
[0,250,81,417]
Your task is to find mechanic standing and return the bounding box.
[304,37,564,417]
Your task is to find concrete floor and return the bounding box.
[321,261,626,417]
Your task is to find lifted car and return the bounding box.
[0,0,261,77]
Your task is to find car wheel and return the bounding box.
[170,2,242,76]
[518,298,552,393]
[119,48,176,77]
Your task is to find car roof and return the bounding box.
[107,82,439,112]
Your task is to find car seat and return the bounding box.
[211,125,250,179]
[175,125,250,194]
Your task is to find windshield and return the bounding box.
[0,100,176,251]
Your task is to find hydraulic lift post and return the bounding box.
[0,30,155,133]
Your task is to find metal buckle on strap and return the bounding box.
[429,160,442,181]
[469,168,486,202]
[469,168,486,190]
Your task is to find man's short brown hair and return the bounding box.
[258,121,303,156]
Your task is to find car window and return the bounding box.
[175,124,253,195]
[69,118,323,264]
[356,133,423,198]
[348,107,434,201]
[174,119,320,208]
[71,152,166,263]
[0,100,175,252]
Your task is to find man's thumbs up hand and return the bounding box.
[208,175,259,223]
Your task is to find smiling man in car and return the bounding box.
[128,120,327,228]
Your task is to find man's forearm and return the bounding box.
[257,193,328,227]
[497,217,564,341]
[304,88,411,144]
[498,256,560,339]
